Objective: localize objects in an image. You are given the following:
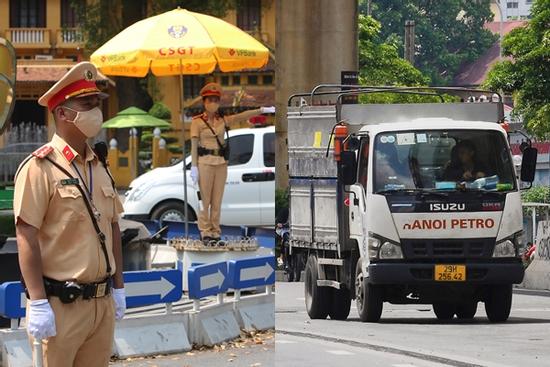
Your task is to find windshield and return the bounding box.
[373,130,516,193]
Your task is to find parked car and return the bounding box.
[123,126,275,227]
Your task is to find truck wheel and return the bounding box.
[355,260,383,322]
[329,288,351,320]
[433,303,455,320]
[456,301,477,319]
[485,284,512,322]
[151,201,196,223]
[305,255,330,319]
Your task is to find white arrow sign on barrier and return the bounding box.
[125,276,176,299]
[20,292,26,309]
[240,262,275,282]
[200,269,225,291]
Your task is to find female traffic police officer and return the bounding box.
[14,62,125,367]
[190,82,274,243]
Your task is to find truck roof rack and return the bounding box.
[287,84,505,124]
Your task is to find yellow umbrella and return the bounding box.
[90,7,269,77]
[90,7,269,237]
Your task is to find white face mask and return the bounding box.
[63,106,103,138]
[204,102,219,113]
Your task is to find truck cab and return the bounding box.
[287,86,537,323]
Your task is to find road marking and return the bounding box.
[393,364,418,367]
[327,350,355,356]
[275,340,297,344]
[296,297,305,301]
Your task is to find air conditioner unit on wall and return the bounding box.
[35,55,53,60]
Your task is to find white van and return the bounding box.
[123,126,275,227]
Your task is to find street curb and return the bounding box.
[513,287,550,297]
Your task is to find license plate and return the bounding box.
[434,264,466,282]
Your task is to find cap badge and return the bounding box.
[84,70,94,81]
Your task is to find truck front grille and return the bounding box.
[401,238,495,259]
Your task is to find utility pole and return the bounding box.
[404,20,415,64]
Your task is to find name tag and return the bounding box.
[61,178,80,186]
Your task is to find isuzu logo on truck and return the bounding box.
[429,203,465,211]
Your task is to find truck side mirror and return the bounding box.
[520,147,537,183]
[340,150,357,185]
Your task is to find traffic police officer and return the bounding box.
[190,82,274,242]
[14,62,125,367]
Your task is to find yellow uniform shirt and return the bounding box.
[190,113,227,166]
[13,134,124,283]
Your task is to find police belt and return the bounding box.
[43,277,112,304]
[198,146,224,157]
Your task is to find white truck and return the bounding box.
[123,126,275,227]
[287,86,537,323]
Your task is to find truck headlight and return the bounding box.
[493,239,516,258]
[368,233,403,259]
[379,242,404,259]
[368,237,381,259]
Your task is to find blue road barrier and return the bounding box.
[227,256,275,289]
[0,269,184,319]
[188,261,229,299]
[0,282,25,319]
[124,268,182,308]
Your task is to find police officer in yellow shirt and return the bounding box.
[190,82,274,243]
[14,62,125,367]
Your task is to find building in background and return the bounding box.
[491,0,533,21]
[0,0,117,147]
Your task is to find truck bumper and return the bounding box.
[369,262,524,285]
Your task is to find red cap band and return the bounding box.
[47,79,99,111]
[201,89,221,97]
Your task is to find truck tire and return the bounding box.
[456,301,477,319]
[305,255,330,319]
[433,303,455,320]
[329,288,351,320]
[485,284,512,322]
[355,260,383,322]
[151,201,196,223]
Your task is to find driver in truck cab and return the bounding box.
[443,140,487,182]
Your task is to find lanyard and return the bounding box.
[72,161,93,199]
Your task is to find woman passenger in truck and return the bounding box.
[443,140,487,182]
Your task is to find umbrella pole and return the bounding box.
[179,63,189,239]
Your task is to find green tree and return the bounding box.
[362,0,497,85]
[358,15,439,103]
[484,0,550,137]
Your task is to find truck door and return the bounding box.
[349,137,369,239]
[220,133,261,226]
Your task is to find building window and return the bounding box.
[247,75,258,85]
[9,0,46,28]
[507,2,519,8]
[232,75,241,85]
[183,76,207,100]
[262,74,273,85]
[237,0,262,31]
[61,0,84,27]
[221,75,230,86]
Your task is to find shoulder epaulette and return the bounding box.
[32,145,54,159]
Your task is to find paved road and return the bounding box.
[276,282,550,367]
[111,331,274,367]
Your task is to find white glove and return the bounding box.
[27,299,56,340]
[113,288,126,321]
[190,166,199,186]
[260,106,275,114]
